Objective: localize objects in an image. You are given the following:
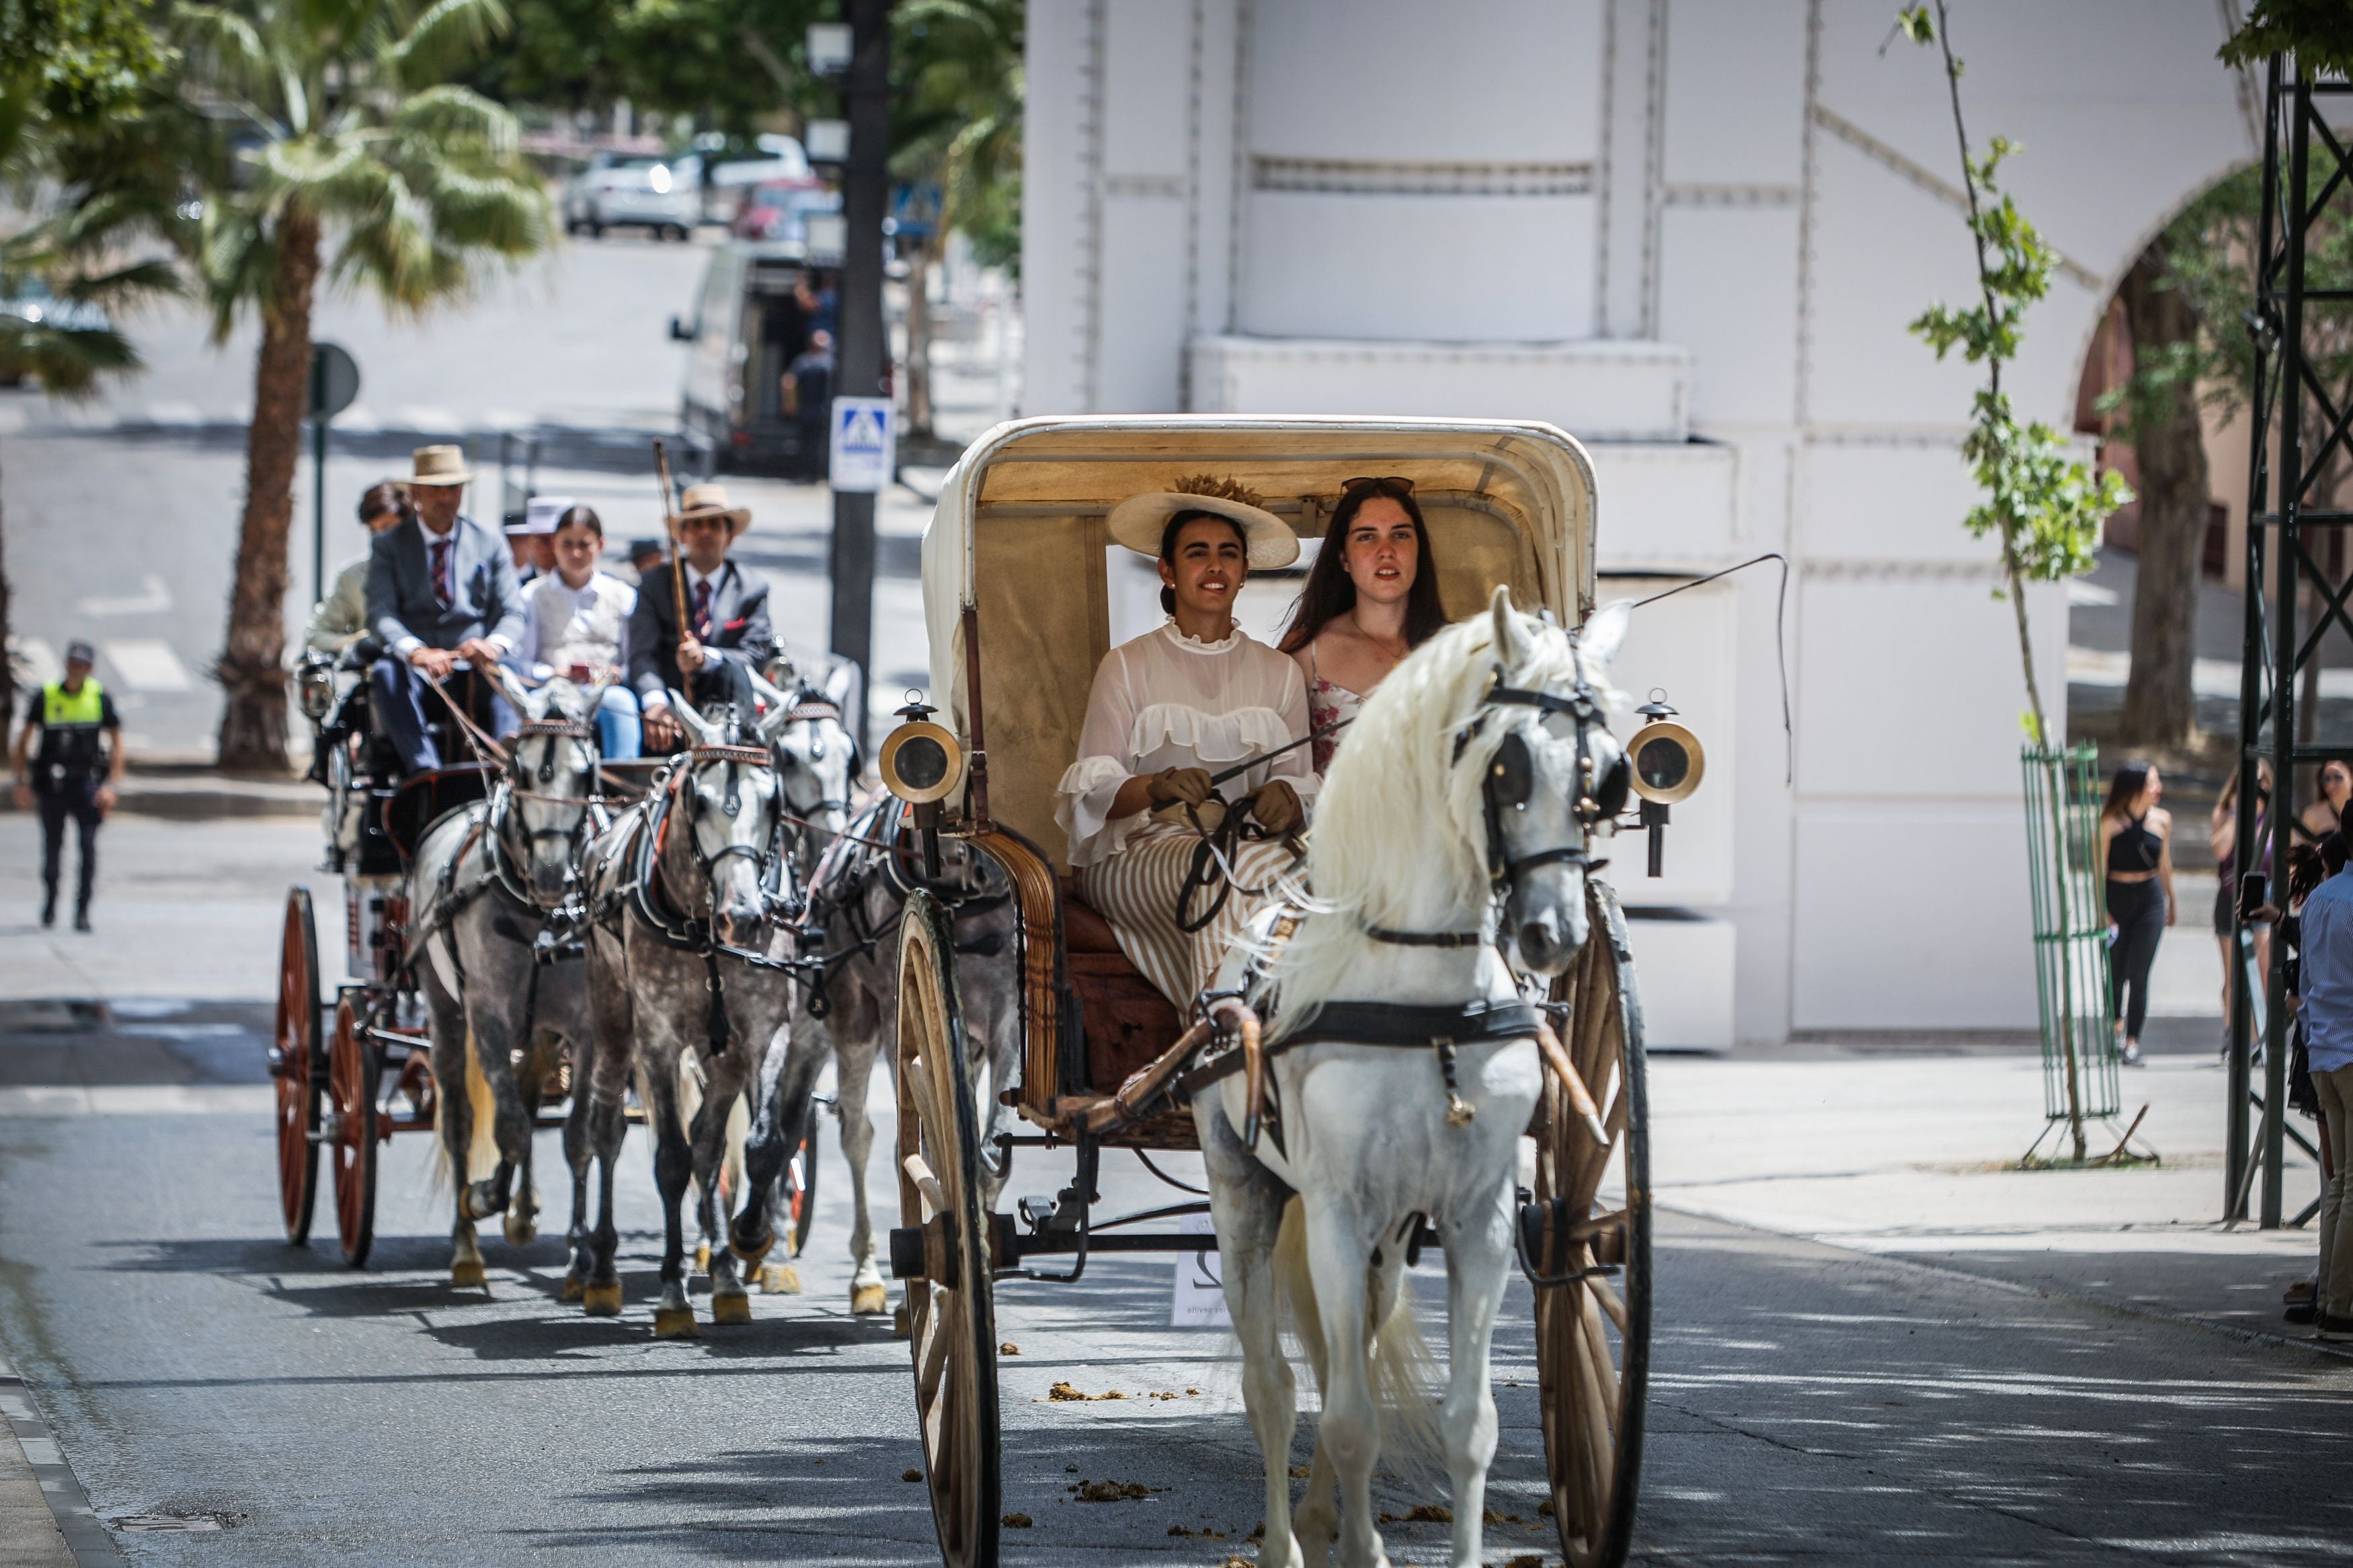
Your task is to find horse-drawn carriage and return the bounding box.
[869,416,1701,1568]
[270,657,524,1268]
[270,649,836,1278]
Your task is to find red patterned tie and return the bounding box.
[692,579,713,641]
[430,538,453,607]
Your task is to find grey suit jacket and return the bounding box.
[366,515,526,655]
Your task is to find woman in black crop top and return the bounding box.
[2102,761,2174,1067]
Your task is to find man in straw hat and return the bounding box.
[1054,477,1316,1009]
[364,444,526,773]
[629,482,776,751]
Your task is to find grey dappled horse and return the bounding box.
[407,674,605,1288]
[791,792,1021,1315]
[572,696,809,1335]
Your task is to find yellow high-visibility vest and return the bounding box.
[42,679,105,727]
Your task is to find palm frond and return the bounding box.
[389,0,511,88]
[0,319,141,399]
[54,257,186,312]
[392,83,518,155]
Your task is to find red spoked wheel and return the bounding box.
[272,889,322,1245]
[328,992,381,1268]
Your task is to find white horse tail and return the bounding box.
[672,1053,750,1203]
[429,1028,506,1196]
[1272,1196,1445,1481]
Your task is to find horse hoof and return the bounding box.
[582,1282,623,1317]
[558,1274,585,1304]
[891,1303,911,1339]
[729,1234,773,1269]
[711,1292,752,1325]
[504,1212,537,1247]
[852,1283,889,1317]
[760,1262,803,1295]
[693,1242,711,1274]
[451,1260,487,1290]
[653,1305,700,1340]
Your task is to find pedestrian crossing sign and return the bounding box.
[829,395,896,494]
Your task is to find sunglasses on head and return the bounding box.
[1340,475,1414,496]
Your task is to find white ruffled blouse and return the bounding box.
[1055,622,1319,867]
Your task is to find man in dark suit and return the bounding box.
[630,483,776,751]
[365,444,527,772]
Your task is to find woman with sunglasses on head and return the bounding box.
[1279,476,1449,774]
[1055,478,1315,1009]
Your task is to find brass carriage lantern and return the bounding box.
[879,697,965,881]
[1628,692,1705,878]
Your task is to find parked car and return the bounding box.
[670,241,838,476]
[562,153,703,239]
[730,180,838,243]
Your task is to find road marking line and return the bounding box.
[73,575,172,618]
[96,639,193,694]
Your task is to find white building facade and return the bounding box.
[1021,0,2258,1043]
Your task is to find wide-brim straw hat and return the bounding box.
[1105,478,1298,569]
[676,483,752,535]
[409,444,473,487]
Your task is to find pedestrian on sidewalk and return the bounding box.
[10,640,123,931]
[2102,761,2175,1068]
[2215,761,2274,1033]
[2304,760,2352,844]
[2283,829,2353,1341]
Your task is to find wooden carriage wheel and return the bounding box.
[328,992,381,1268]
[894,891,1001,1568]
[1534,881,1650,1568]
[272,889,322,1245]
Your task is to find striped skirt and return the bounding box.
[1074,825,1306,1008]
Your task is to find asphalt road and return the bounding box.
[0,1040,2345,1565]
[1,815,2351,1565]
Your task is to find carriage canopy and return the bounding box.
[920,415,1601,864]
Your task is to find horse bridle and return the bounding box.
[491,717,600,908]
[670,741,803,923]
[1367,637,1631,948]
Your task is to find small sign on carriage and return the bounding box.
[1170,1212,1230,1328]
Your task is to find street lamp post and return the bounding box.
[825,0,891,754]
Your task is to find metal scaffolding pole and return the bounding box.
[2232,55,2353,1226]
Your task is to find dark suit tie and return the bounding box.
[692,578,713,641]
[430,537,454,608]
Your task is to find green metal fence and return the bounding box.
[2020,744,2121,1151]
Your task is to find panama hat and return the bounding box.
[409,444,473,487]
[675,483,752,534]
[517,495,574,535]
[1105,475,1298,569]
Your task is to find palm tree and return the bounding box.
[0,226,179,701]
[891,0,1021,439]
[177,0,550,770]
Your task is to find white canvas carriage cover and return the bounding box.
[919,416,1600,866]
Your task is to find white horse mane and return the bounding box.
[1269,593,1629,1017]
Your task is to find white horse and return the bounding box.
[1190,586,1630,1568]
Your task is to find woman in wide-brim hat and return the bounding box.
[1054,477,1315,1010]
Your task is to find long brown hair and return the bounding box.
[2102,761,2153,821]
[1278,479,1447,653]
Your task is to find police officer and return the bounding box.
[11,641,124,931]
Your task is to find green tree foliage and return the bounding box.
[0,0,181,696]
[1898,3,2131,747]
[173,0,552,769]
[892,0,1021,265]
[2219,0,2353,77]
[466,0,828,137]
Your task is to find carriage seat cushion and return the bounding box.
[1056,876,1123,954]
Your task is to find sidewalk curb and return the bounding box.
[0,1346,121,1567]
[1663,1199,2353,1366]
